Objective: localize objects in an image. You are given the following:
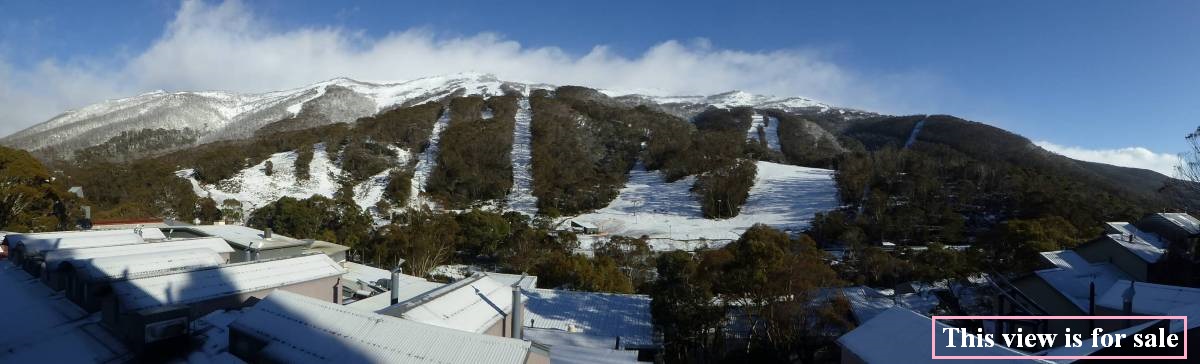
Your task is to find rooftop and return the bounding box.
[522,288,656,349]
[1097,280,1200,315]
[837,307,1048,363]
[43,237,233,271]
[1099,233,1165,263]
[0,264,129,363]
[1039,250,1091,270]
[837,286,940,324]
[77,248,225,282]
[380,274,513,334]
[230,290,535,364]
[111,253,344,311]
[7,228,166,256]
[174,225,310,250]
[1032,260,1130,312]
[1156,212,1200,235]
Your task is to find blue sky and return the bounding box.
[0,0,1195,174]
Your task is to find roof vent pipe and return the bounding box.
[264,228,273,239]
[391,259,405,305]
[511,274,526,339]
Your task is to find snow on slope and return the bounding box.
[177,143,409,216]
[408,108,451,208]
[747,113,781,152]
[504,99,538,215]
[569,161,838,251]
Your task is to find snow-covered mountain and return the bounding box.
[0,73,857,158]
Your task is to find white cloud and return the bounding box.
[0,0,935,137]
[1035,140,1181,177]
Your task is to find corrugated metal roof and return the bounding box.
[1098,280,1200,315]
[548,344,640,364]
[1158,213,1200,235]
[44,237,233,271]
[111,253,344,311]
[180,225,309,250]
[1039,250,1090,270]
[1033,261,1130,312]
[346,279,446,312]
[1101,233,1165,263]
[78,248,224,282]
[8,229,167,256]
[523,289,655,349]
[837,308,1050,363]
[231,290,533,364]
[380,274,513,334]
[0,264,130,363]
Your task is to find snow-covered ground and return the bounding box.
[178,143,408,217]
[747,113,781,152]
[504,99,538,215]
[569,161,838,251]
[408,108,451,208]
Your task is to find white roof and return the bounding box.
[1097,280,1200,315]
[549,344,640,364]
[8,228,165,256]
[1032,261,1130,312]
[1105,222,1169,249]
[487,272,538,290]
[44,237,233,271]
[0,264,129,363]
[78,248,225,282]
[1039,250,1090,270]
[523,288,656,348]
[380,274,513,334]
[1099,233,1165,263]
[343,262,402,288]
[1158,213,1200,234]
[230,290,533,364]
[838,286,940,324]
[182,225,309,249]
[111,253,344,311]
[346,279,446,312]
[570,220,598,229]
[837,307,1047,363]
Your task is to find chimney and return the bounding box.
[511,275,525,339]
[263,228,273,239]
[1122,281,1136,328]
[390,259,405,305]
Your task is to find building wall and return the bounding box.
[525,350,551,364]
[1075,239,1147,281]
[1010,275,1089,334]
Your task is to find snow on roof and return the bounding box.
[1039,250,1090,270]
[111,253,344,311]
[8,229,166,256]
[522,288,656,349]
[838,286,940,324]
[77,248,224,282]
[1100,233,1165,263]
[570,220,598,229]
[380,274,514,334]
[1167,303,1200,333]
[182,225,309,250]
[548,344,640,364]
[487,272,538,290]
[0,264,129,363]
[230,290,534,364]
[1097,280,1200,315]
[44,237,233,271]
[1037,319,1160,360]
[837,307,1047,363]
[346,279,446,312]
[1032,261,1130,312]
[1157,213,1200,235]
[1105,222,1169,249]
[343,262,403,288]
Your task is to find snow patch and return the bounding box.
[504,99,537,215]
[569,161,838,250]
[408,108,450,208]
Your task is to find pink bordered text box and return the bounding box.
[930,315,1188,360]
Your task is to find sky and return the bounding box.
[0,0,1196,175]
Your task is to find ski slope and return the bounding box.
[747,113,781,152]
[504,99,538,215]
[409,108,451,208]
[569,161,838,250]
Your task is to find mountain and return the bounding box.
[0,73,865,160]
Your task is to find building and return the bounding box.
[227,290,550,364]
[569,220,599,235]
[41,237,234,292]
[161,225,311,262]
[63,248,226,312]
[837,307,1048,364]
[0,262,131,363]
[521,288,658,361]
[102,253,344,350]
[5,228,166,275]
[305,239,350,264]
[380,273,522,338]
